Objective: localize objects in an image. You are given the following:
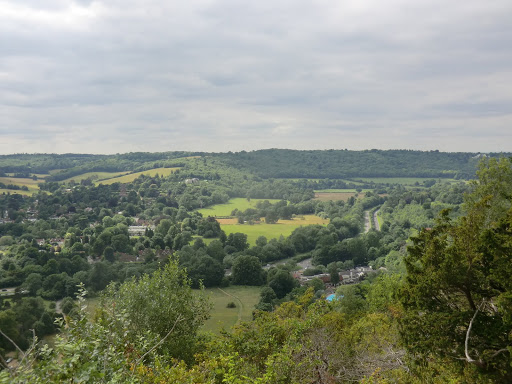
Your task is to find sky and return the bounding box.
[1,0,511,154]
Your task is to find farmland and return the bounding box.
[97,167,181,185]
[220,215,329,245]
[62,171,130,184]
[202,286,262,333]
[0,176,41,195]
[0,189,33,196]
[198,198,280,217]
[314,191,360,202]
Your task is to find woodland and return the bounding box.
[0,149,510,383]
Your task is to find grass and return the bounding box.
[198,198,281,217]
[220,215,329,245]
[314,192,360,201]
[314,188,373,193]
[82,286,259,335]
[0,176,40,195]
[97,167,181,185]
[0,188,33,196]
[202,286,262,333]
[62,171,130,183]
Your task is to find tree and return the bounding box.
[23,273,43,296]
[268,269,297,299]
[185,254,224,288]
[328,262,340,285]
[226,232,249,252]
[401,158,512,380]
[231,255,266,286]
[103,246,115,262]
[103,258,211,362]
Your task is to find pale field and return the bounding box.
[0,176,40,195]
[314,192,359,201]
[97,167,181,185]
[62,171,130,183]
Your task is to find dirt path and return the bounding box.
[364,211,371,233]
[373,209,381,231]
[217,287,244,322]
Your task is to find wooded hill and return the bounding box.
[1,149,510,181]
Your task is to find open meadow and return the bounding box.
[0,189,33,196]
[97,167,181,185]
[62,171,130,184]
[220,215,329,245]
[0,176,40,195]
[198,198,280,217]
[202,286,262,333]
[314,191,361,201]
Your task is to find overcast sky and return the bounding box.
[1,0,511,154]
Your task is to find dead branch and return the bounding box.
[131,314,184,374]
[464,300,486,368]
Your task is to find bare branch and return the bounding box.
[0,328,24,357]
[0,354,11,371]
[465,300,486,367]
[132,314,185,374]
[20,329,38,367]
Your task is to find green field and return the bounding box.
[220,215,329,245]
[202,286,262,333]
[198,198,280,217]
[62,171,130,183]
[97,167,181,185]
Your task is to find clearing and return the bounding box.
[314,192,360,201]
[97,167,181,185]
[198,198,280,217]
[0,176,40,195]
[202,286,262,333]
[220,215,329,245]
[62,171,130,184]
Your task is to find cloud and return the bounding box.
[0,0,511,154]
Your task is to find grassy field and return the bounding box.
[0,176,40,195]
[0,188,33,196]
[202,286,262,333]
[83,286,259,335]
[314,188,371,193]
[62,171,130,183]
[314,192,360,201]
[97,167,181,185]
[198,198,281,217]
[220,215,329,245]
[33,173,51,179]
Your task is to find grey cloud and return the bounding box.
[1,0,511,154]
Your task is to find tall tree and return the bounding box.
[401,158,512,381]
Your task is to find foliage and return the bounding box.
[102,258,211,363]
[401,157,512,381]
